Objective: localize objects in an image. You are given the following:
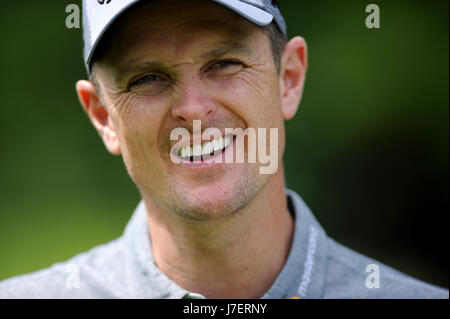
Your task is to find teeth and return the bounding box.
[212,139,221,152]
[218,137,224,149]
[202,142,213,155]
[224,136,232,148]
[177,135,233,159]
[192,144,202,157]
[181,145,191,158]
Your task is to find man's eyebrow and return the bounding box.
[114,42,253,83]
[198,42,254,60]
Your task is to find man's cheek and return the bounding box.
[119,132,153,174]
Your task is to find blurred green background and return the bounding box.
[0,1,448,289]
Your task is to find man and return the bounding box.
[0,0,447,299]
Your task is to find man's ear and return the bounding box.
[279,36,308,120]
[76,80,121,155]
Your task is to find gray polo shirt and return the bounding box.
[0,190,447,299]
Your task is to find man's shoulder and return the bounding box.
[322,238,449,299]
[0,237,126,299]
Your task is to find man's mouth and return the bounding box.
[176,134,234,161]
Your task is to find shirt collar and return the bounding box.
[121,189,328,299]
[261,189,328,299]
[122,201,188,298]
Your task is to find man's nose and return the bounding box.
[171,77,216,123]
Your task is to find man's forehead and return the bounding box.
[98,10,267,76]
[99,1,260,61]
[111,41,256,81]
[111,1,258,41]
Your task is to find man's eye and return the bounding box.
[130,74,163,86]
[211,60,241,69]
[128,74,168,94]
[208,60,244,74]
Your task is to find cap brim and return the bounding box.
[211,0,274,26]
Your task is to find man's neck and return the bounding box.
[142,169,294,299]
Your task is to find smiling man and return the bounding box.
[0,0,448,299]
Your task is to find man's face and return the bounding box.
[93,0,288,221]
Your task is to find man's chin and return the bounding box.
[166,178,261,222]
[154,163,270,222]
[168,190,245,222]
